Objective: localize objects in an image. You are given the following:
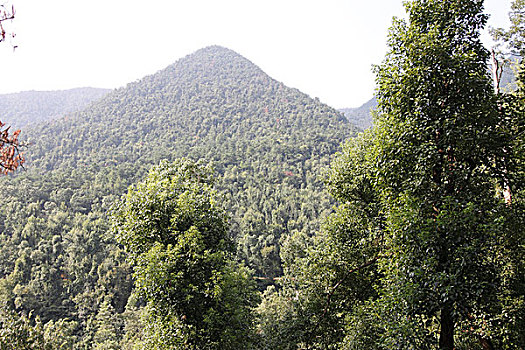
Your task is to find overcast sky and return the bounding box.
[0,0,512,108]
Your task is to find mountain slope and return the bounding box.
[339,96,377,130]
[26,45,356,274]
[0,88,111,129]
[0,45,356,344]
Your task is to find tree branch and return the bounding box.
[0,120,25,174]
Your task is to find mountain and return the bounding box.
[0,87,111,129]
[339,96,377,130]
[0,45,356,343]
[27,47,352,170]
[24,45,356,277]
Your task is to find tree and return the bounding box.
[283,0,522,349]
[111,159,259,349]
[92,296,122,350]
[369,0,518,348]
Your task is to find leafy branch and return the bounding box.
[0,120,25,174]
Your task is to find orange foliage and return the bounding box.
[0,120,25,175]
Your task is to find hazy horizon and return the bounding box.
[0,0,512,108]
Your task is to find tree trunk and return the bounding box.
[439,305,454,350]
[491,49,513,206]
[480,337,495,350]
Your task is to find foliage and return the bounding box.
[111,159,260,349]
[0,120,24,174]
[0,168,134,345]
[0,305,76,349]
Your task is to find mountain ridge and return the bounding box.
[0,87,111,129]
[339,96,377,130]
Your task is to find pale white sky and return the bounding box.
[0,0,512,108]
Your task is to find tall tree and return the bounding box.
[371,0,517,348]
[111,159,259,349]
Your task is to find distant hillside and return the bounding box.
[500,58,520,92]
[339,96,377,130]
[0,87,111,128]
[0,46,356,340]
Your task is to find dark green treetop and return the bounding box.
[372,0,517,348]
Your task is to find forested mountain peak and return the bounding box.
[28,45,350,171]
[110,45,276,104]
[96,45,309,126]
[162,45,270,84]
[1,47,355,331]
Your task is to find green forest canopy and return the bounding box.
[0,0,523,349]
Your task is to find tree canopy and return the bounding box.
[111,159,259,349]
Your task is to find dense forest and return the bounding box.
[0,43,355,348]
[0,0,523,349]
